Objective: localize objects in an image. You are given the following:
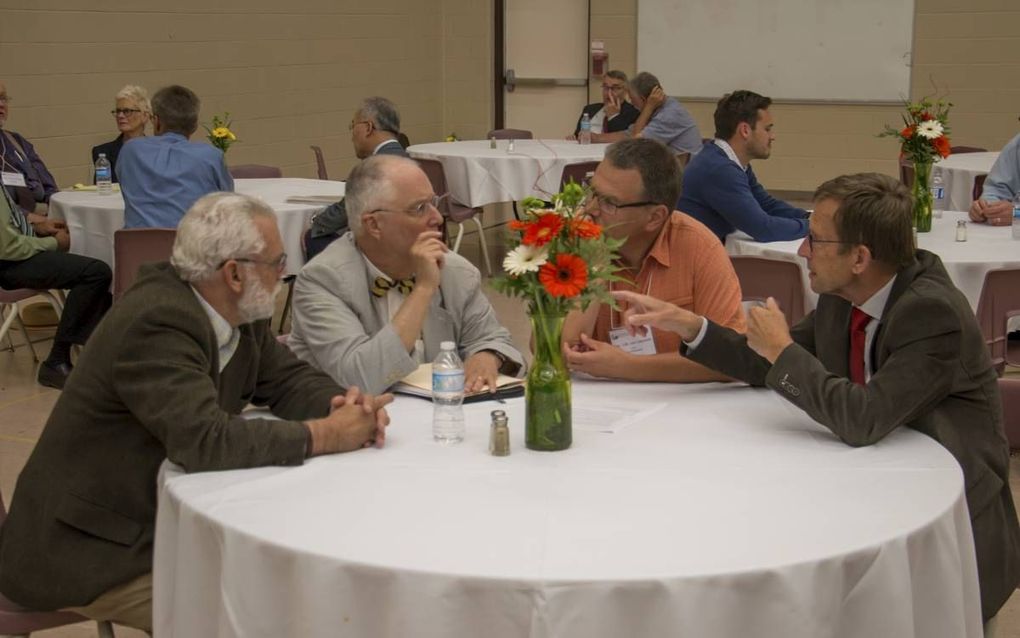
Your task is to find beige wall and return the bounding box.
[0,0,492,188]
[4,1,1017,193]
[593,0,1020,191]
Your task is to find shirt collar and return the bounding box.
[714,139,747,170]
[190,286,240,371]
[373,139,400,155]
[856,275,897,321]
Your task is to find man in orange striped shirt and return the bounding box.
[563,138,745,381]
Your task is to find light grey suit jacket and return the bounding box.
[289,233,525,394]
[685,250,1020,621]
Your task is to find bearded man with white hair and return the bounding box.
[0,192,393,633]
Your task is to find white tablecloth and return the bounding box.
[728,210,1020,311]
[47,178,345,278]
[407,140,607,208]
[153,381,981,638]
[933,151,999,212]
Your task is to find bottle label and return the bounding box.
[930,186,944,200]
[96,168,111,181]
[432,369,464,395]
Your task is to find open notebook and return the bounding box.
[393,363,524,403]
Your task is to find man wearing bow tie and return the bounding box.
[289,155,524,394]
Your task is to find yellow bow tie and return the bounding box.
[371,276,415,297]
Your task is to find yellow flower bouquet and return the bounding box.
[204,112,238,153]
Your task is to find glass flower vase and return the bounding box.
[526,311,572,451]
[912,159,934,233]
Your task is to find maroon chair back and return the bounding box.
[229,164,282,179]
[1000,378,1020,452]
[559,161,600,190]
[975,268,1020,375]
[114,228,177,299]
[729,256,806,327]
[950,145,987,154]
[487,128,533,140]
[973,174,987,201]
[899,158,914,188]
[310,145,329,180]
[415,158,479,223]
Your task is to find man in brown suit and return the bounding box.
[613,173,1020,630]
[0,193,393,632]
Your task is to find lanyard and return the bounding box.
[609,270,654,329]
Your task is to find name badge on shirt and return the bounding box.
[608,327,657,356]
[1,172,26,187]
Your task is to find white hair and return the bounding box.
[344,155,417,236]
[171,193,275,282]
[115,84,151,115]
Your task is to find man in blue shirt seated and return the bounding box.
[969,131,1019,226]
[117,85,233,228]
[591,72,702,157]
[678,90,808,244]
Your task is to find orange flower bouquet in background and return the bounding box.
[492,182,623,450]
[880,97,952,232]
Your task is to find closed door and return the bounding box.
[502,0,590,139]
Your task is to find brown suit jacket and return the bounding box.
[687,250,1020,621]
[0,263,342,610]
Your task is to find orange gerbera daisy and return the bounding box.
[570,218,602,239]
[933,135,951,159]
[900,126,913,140]
[522,213,564,247]
[508,219,528,231]
[538,253,588,298]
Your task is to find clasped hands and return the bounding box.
[28,213,70,250]
[306,386,393,455]
[611,291,794,363]
[969,199,1013,226]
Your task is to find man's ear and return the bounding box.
[222,261,244,293]
[361,212,383,239]
[851,244,873,275]
[645,203,670,231]
[737,121,752,140]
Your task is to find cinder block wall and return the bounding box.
[591,0,1020,192]
[0,0,492,188]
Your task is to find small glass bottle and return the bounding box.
[507,138,515,153]
[489,136,497,149]
[489,410,510,456]
[955,220,967,242]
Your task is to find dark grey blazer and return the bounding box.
[309,139,409,238]
[686,250,1020,621]
[0,263,342,610]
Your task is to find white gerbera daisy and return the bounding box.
[917,120,944,140]
[503,244,549,276]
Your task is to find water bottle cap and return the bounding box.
[440,341,455,350]
[98,153,106,158]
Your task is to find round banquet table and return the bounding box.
[727,210,1020,311]
[47,178,345,278]
[406,139,608,208]
[153,380,981,638]
[933,151,999,212]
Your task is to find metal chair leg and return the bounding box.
[97,620,117,637]
[470,217,492,276]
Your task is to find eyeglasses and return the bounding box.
[111,108,142,116]
[371,194,447,218]
[583,191,656,216]
[349,120,371,131]
[219,253,288,273]
[0,96,10,105]
[601,84,626,92]
[804,234,847,251]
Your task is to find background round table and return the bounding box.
[727,210,1020,311]
[407,139,607,208]
[933,151,999,212]
[47,178,345,278]
[154,380,981,638]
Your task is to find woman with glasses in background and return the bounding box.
[91,85,151,183]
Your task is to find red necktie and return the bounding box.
[849,307,871,385]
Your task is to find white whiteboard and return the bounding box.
[637,0,915,102]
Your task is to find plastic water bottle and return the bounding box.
[931,171,945,214]
[95,153,112,195]
[1012,194,1020,240]
[432,341,465,444]
[578,113,592,145]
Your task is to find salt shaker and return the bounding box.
[489,136,497,149]
[489,410,510,456]
[956,220,967,242]
[507,138,515,153]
